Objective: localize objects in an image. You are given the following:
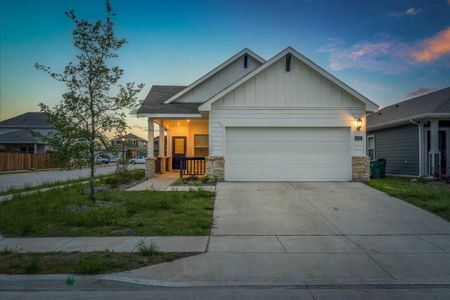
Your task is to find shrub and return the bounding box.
[75,257,104,274]
[136,240,160,256]
[104,176,120,188]
[87,204,121,226]
[24,256,41,273]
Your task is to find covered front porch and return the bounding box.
[146,118,209,178]
[420,119,450,177]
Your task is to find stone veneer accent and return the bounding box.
[352,156,370,182]
[206,156,225,181]
[145,157,156,179]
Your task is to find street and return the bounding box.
[0,164,145,192]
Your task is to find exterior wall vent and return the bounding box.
[244,53,248,68]
[286,54,291,72]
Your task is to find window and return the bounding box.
[367,135,375,160]
[194,134,209,157]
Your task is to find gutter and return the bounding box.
[367,113,450,131]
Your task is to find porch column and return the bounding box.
[159,120,166,174]
[429,120,440,177]
[145,118,156,178]
[33,143,38,154]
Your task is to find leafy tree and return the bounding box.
[36,0,143,202]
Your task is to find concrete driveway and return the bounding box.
[111,182,450,287]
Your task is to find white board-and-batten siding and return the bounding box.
[173,55,261,103]
[209,55,366,157]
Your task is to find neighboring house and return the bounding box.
[111,133,148,158]
[367,87,450,177]
[137,47,379,181]
[0,112,55,153]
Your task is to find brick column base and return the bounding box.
[145,157,156,179]
[352,156,370,182]
[206,156,225,181]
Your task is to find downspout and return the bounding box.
[410,119,423,177]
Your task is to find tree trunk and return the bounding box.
[89,93,96,203]
[89,145,96,203]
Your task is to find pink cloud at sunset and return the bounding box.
[320,27,450,73]
[410,27,450,62]
[406,87,436,97]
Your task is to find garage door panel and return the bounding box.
[225,127,351,181]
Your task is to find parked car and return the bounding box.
[129,156,146,164]
[95,154,110,164]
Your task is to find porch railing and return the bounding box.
[180,157,206,177]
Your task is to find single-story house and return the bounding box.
[0,112,56,153]
[136,47,379,181]
[367,87,450,177]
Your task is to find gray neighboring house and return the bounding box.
[367,87,450,177]
[0,112,56,153]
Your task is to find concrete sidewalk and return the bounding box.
[0,236,208,253]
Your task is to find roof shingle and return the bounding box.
[0,129,46,144]
[137,85,201,115]
[0,112,53,128]
[367,87,450,129]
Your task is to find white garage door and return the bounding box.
[225,127,351,181]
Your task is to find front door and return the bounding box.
[172,136,186,170]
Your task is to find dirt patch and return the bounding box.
[66,200,116,213]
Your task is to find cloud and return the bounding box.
[319,27,450,73]
[406,87,435,97]
[318,38,410,73]
[410,27,450,62]
[386,7,421,17]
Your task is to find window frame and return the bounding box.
[194,134,209,157]
[367,135,375,160]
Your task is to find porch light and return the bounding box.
[355,118,362,131]
[187,119,190,123]
[177,121,180,126]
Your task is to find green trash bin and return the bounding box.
[377,158,386,178]
[370,160,381,179]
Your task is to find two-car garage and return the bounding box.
[225,127,351,181]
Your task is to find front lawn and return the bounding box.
[368,176,450,221]
[0,184,215,236]
[0,250,195,274]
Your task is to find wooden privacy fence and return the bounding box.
[0,152,57,171]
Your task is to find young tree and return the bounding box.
[36,0,143,202]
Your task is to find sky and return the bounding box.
[1,0,449,139]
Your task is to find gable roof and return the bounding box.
[136,85,202,117]
[367,87,450,130]
[112,133,147,142]
[0,129,46,144]
[0,112,53,128]
[199,47,379,112]
[163,48,265,104]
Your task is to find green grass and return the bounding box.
[0,184,215,236]
[0,250,195,274]
[368,176,450,221]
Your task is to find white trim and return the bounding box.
[136,113,203,118]
[424,126,450,176]
[199,47,379,112]
[212,106,364,110]
[367,135,375,160]
[163,48,265,104]
[368,113,450,131]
